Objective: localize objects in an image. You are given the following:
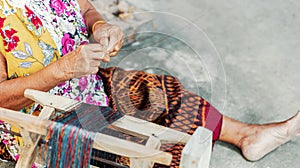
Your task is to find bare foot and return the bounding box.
[240,111,300,161]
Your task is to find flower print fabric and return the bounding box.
[27,0,109,107]
[0,0,109,112]
[0,0,108,162]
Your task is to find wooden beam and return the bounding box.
[180,127,212,168]
[15,133,41,168]
[0,107,48,135]
[24,89,191,144]
[112,115,191,144]
[15,106,55,168]
[38,106,55,120]
[24,89,80,111]
[0,107,172,166]
[93,134,171,165]
[131,136,161,168]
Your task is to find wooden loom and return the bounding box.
[0,89,212,168]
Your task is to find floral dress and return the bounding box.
[0,0,108,163]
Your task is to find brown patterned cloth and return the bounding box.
[96,67,223,168]
[0,143,14,161]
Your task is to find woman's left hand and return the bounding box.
[92,23,124,62]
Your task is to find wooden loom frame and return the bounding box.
[0,89,205,168]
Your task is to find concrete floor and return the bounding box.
[1,0,299,168]
[104,0,300,168]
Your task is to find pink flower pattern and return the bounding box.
[50,0,67,16]
[61,33,75,55]
[0,0,108,163]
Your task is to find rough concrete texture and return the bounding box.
[1,0,299,167]
[99,0,300,168]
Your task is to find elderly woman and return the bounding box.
[0,0,299,167]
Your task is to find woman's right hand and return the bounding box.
[58,44,106,79]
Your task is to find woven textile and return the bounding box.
[46,121,94,168]
[46,103,124,168]
[52,103,123,132]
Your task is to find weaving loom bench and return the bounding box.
[0,89,212,168]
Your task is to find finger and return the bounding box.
[100,37,109,49]
[98,31,109,49]
[120,35,125,46]
[84,43,104,52]
[114,41,123,52]
[109,51,118,57]
[89,60,101,67]
[101,53,111,62]
[107,31,118,52]
[90,67,99,74]
[109,41,123,57]
[89,52,106,61]
[112,32,124,52]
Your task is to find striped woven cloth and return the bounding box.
[46,103,124,168]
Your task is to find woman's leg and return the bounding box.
[98,67,300,166]
[220,112,300,161]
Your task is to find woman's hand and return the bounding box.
[78,0,123,60]
[92,23,124,61]
[58,44,105,79]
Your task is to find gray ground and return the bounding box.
[1,0,299,167]
[103,0,300,168]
